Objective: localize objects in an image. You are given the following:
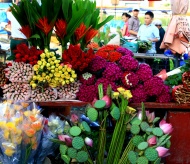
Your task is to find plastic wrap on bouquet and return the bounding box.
[35,115,64,163]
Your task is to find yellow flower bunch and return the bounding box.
[112,87,133,100]
[30,49,77,89]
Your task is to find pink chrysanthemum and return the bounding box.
[136,63,153,82]
[102,63,122,82]
[118,55,138,71]
[122,72,139,89]
[156,85,171,103]
[131,85,147,103]
[79,72,96,85]
[88,55,107,72]
[116,47,134,57]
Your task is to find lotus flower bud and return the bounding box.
[85,137,93,147]
[71,114,79,124]
[147,136,157,146]
[159,119,173,134]
[156,147,170,157]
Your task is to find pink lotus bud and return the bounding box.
[65,137,72,147]
[156,147,170,157]
[159,119,173,134]
[71,114,79,123]
[146,111,155,123]
[85,137,93,147]
[147,136,157,146]
[58,135,71,142]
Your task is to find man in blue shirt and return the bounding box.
[137,11,160,53]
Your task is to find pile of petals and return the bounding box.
[30,87,57,101]
[13,43,43,65]
[4,62,33,83]
[62,44,94,71]
[77,46,171,103]
[2,83,31,101]
[56,81,81,100]
[96,45,122,62]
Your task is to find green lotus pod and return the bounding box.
[72,136,85,150]
[67,148,77,159]
[61,154,70,164]
[69,126,82,136]
[137,156,149,164]
[153,128,163,137]
[144,148,158,162]
[81,121,91,133]
[138,142,148,150]
[127,151,137,164]
[131,124,140,135]
[131,117,141,125]
[166,140,171,148]
[110,106,120,120]
[140,121,150,132]
[76,150,88,163]
[146,128,152,133]
[132,135,144,147]
[60,145,68,155]
[94,100,106,109]
[87,108,98,121]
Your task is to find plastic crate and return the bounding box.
[120,38,139,53]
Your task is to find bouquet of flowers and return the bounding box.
[120,103,173,164]
[138,41,152,53]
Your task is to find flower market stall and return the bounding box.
[0,0,190,163]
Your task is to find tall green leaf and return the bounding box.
[96,15,114,29]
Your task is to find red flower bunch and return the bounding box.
[96,45,122,62]
[62,44,94,71]
[14,43,43,65]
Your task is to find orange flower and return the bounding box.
[29,115,37,122]
[35,17,53,35]
[25,128,36,137]
[21,102,29,108]
[31,121,42,131]
[19,25,32,38]
[32,142,37,150]
[85,28,98,44]
[74,23,87,42]
[55,19,67,39]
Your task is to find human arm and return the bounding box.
[137,26,142,40]
[149,27,160,42]
[128,18,138,36]
[122,24,127,36]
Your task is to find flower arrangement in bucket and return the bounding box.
[138,40,152,53]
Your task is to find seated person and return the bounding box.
[153,19,165,54]
[137,11,160,53]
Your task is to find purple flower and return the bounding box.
[102,63,122,82]
[131,85,147,103]
[136,64,153,82]
[88,55,107,72]
[122,72,139,89]
[77,84,98,102]
[95,78,117,94]
[118,55,138,71]
[80,72,96,85]
[116,47,134,57]
[156,85,171,103]
[144,76,165,97]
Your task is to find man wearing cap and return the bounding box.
[128,8,140,38]
[153,19,165,54]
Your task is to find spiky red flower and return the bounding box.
[19,25,32,38]
[74,23,87,42]
[85,28,98,44]
[35,17,53,35]
[55,19,67,39]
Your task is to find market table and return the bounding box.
[133,53,174,60]
[37,101,190,164]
